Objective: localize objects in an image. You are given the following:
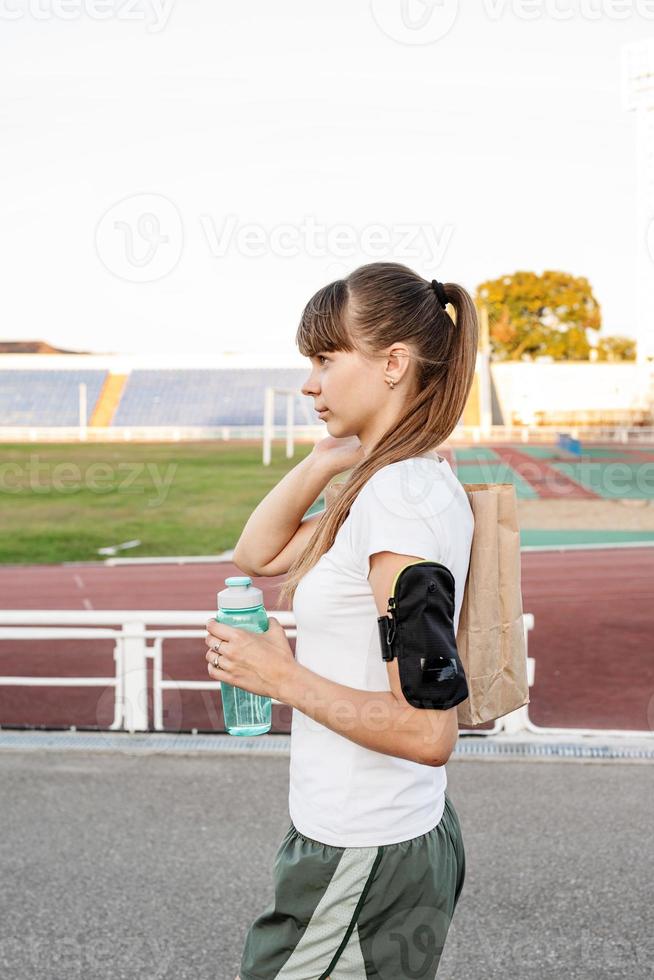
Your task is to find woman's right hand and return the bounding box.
[309,435,366,476]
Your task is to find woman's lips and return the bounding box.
[317,409,329,417]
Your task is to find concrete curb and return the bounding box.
[0,729,652,762]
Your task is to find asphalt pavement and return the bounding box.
[0,748,651,980]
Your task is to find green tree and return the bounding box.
[476,270,601,361]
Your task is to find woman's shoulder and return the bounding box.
[358,454,454,493]
[353,454,462,523]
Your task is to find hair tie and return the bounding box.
[430,279,448,310]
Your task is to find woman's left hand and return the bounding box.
[204,616,297,702]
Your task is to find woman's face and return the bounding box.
[301,345,414,452]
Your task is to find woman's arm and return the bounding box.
[278,548,459,767]
[280,667,452,767]
[233,452,337,576]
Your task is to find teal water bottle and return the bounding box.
[215,575,272,736]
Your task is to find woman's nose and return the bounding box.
[301,373,319,397]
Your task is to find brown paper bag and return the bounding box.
[455,483,529,727]
[324,478,529,727]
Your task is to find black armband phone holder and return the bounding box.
[377,560,469,710]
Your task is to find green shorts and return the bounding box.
[239,792,465,980]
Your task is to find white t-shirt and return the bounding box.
[288,450,474,847]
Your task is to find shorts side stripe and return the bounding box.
[321,848,383,980]
[273,845,380,980]
[328,920,368,980]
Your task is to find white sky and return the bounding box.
[1,1,651,362]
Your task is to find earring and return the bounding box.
[385,376,397,389]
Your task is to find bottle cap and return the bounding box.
[217,575,264,611]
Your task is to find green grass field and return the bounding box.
[4,441,653,564]
[0,442,317,564]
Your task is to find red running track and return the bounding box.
[0,549,652,733]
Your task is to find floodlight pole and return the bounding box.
[476,303,492,438]
[621,40,654,367]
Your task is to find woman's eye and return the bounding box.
[317,355,327,364]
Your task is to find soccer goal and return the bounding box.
[262,386,320,465]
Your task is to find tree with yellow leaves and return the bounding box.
[476,270,608,361]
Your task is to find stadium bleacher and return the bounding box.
[0,370,108,426]
[110,369,315,427]
[1,362,650,432]
[0,368,323,427]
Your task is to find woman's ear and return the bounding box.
[384,344,412,383]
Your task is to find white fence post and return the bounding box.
[3,608,654,740]
[496,613,535,735]
[119,620,149,732]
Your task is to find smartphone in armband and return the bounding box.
[377,560,469,710]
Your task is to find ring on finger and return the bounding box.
[210,638,224,669]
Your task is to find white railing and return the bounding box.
[0,610,291,733]
[457,424,654,445]
[0,424,652,445]
[0,609,650,739]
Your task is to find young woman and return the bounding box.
[205,261,479,980]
